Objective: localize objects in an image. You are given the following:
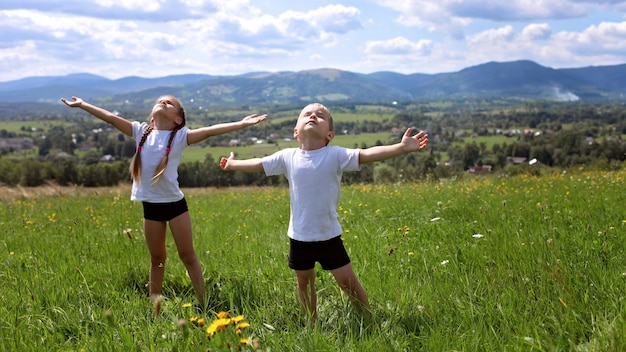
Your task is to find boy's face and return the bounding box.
[294,103,334,144]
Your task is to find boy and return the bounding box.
[220,103,428,321]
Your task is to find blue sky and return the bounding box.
[1,0,625,82]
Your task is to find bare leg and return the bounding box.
[144,219,167,314]
[169,211,206,306]
[295,269,317,323]
[144,219,167,299]
[331,263,370,313]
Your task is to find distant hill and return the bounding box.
[1,60,624,108]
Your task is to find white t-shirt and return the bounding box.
[130,121,188,202]
[262,146,361,242]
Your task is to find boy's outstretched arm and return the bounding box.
[359,128,428,164]
[187,114,268,145]
[61,96,133,136]
[220,152,265,172]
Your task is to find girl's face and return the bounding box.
[294,103,334,143]
[152,96,184,126]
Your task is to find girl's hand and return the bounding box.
[60,96,84,107]
[242,114,268,126]
[401,128,429,152]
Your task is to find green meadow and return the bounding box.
[1,169,626,351]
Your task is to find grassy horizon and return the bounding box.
[1,168,626,350]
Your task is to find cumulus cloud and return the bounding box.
[365,37,433,56]
[467,25,516,45]
[521,23,552,41]
[278,5,361,40]
[1,0,626,80]
[549,20,626,58]
[375,0,596,37]
[1,0,217,21]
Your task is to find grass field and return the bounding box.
[1,169,626,351]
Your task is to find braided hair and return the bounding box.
[129,97,186,184]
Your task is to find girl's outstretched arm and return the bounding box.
[61,96,133,136]
[220,152,264,173]
[187,114,268,145]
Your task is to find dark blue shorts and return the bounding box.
[142,198,188,222]
[288,235,351,271]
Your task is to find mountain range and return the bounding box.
[2,60,625,108]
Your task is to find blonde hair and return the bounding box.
[129,97,186,184]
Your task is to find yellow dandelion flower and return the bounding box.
[240,338,250,345]
[231,315,245,324]
[190,317,198,323]
[217,311,230,319]
[206,324,218,338]
[237,322,250,330]
[212,318,231,331]
[182,303,192,308]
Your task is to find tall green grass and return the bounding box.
[1,169,626,351]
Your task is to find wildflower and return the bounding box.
[206,318,232,338]
[231,315,245,324]
[217,311,230,319]
[182,302,192,308]
[237,322,250,329]
[472,234,484,238]
[408,252,414,256]
[441,260,449,265]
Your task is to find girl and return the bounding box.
[61,95,267,312]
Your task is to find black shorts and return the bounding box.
[288,235,351,271]
[142,198,189,222]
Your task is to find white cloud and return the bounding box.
[0,0,626,80]
[467,25,516,45]
[365,37,432,56]
[521,23,552,41]
[551,20,626,60]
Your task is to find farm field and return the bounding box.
[1,170,626,350]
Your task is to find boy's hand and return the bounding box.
[402,128,429,152]
[242,114,268,126]
[220,152,235,170]
[60,96,84,107]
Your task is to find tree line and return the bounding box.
[0,100,625,188]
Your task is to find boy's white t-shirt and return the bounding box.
[262,146,361,242]
[130,121,188,202]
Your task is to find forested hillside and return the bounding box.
[0,99,624,188]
